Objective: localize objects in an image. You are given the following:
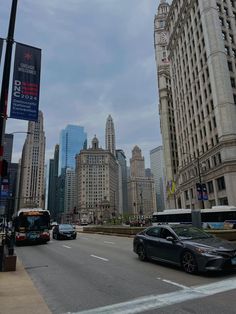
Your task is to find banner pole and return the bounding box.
[0,0,18,178]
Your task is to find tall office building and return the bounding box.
[155,0,236,208]
[19,111,46,209]
[105,115,116,156]
[154,0,178,209]
[59,125,87,174]
[127,146,157,216]
[3,134,13,163]
[75,136,119,223]
[116,149,128,215]
[150,146,166,211]
[47,144,59,220]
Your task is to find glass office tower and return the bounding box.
[59,125,87,174]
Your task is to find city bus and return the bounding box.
[13,208,51,245]
[152,206,236,229]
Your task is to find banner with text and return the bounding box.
[10,43,41,121]
[0,38,3,64]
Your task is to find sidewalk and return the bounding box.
[0,258,51,314]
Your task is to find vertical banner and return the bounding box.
[10,43,41,121]
[0,38,3,64]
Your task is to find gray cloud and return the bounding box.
[1,0,162,167]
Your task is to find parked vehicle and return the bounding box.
[52,224,77,240]
[133,224,236,274]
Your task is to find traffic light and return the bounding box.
[1,159,8,177]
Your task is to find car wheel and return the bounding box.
[137,244,147,261]
[181,251,198,274]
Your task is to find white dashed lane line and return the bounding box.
[62,245,71,249]
[104,241,115,244]
[90,254,109,262]
[157,277,190,290]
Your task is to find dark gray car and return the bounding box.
[52,224,77,240]
[133,224,236,274]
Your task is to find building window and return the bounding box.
[218,197,228,205]
[217,176,226,191]
[207,181,214,193]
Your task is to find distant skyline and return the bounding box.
[0,0,166,167]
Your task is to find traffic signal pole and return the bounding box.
[0,0,18,178]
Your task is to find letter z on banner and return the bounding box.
[10,43,41,121]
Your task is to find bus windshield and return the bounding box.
[18,214,49,231]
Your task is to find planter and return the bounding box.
[3,255,17,271]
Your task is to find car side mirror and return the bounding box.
[166,236,175,242]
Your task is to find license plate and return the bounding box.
[231,257,236,265]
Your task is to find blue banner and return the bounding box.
[0,38,3,65]
[0,178,9,199]
[10,43,41,121]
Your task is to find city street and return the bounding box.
[16,233,236,314]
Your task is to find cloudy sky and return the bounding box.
[0,0,164,168]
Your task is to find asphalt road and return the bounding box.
[16,232,236,314]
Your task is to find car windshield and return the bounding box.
[59,224,73,231]
[172,226,212,240]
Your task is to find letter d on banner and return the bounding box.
[10,43,41,121]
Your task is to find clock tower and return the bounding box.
[154,1,178,210]
[154,0,169,65]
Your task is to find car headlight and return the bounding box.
[195,247,217,255]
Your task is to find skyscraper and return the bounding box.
[75,136,119,224]
[128,146,157,216]
[155,0,236,208]
[19,111,46,209]
[154,0,177,209]
[47,144,59,220]
[116,149,128,215]
[105,115,116,156]
[59,125,87,174]
[150,146,166,211]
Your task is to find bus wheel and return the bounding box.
[181,251,198,274]
[137,244,147,261]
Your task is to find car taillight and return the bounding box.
[16,233,26,241]
[41,232,50,238]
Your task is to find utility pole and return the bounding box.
[0,0,18,180]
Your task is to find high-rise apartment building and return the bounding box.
[154,0,178,209]
[59,125,87,174]
[155,0,236,208]
[127,146,157,216]
[150,146,166,211]
[19,111,46,209]
[75,136,119,224]
[105,115,116,156]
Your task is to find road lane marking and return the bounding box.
[90,255,109,262]
[62,245,71,249]
[104,241,115,244]
[157,277,189,290]
[72,277,236,314]
[81,237,89,240]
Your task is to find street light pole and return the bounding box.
[0,0,18,177]
[196,157,205,209]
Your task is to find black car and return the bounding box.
[133,224,236,274]
[52,224,77,240]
